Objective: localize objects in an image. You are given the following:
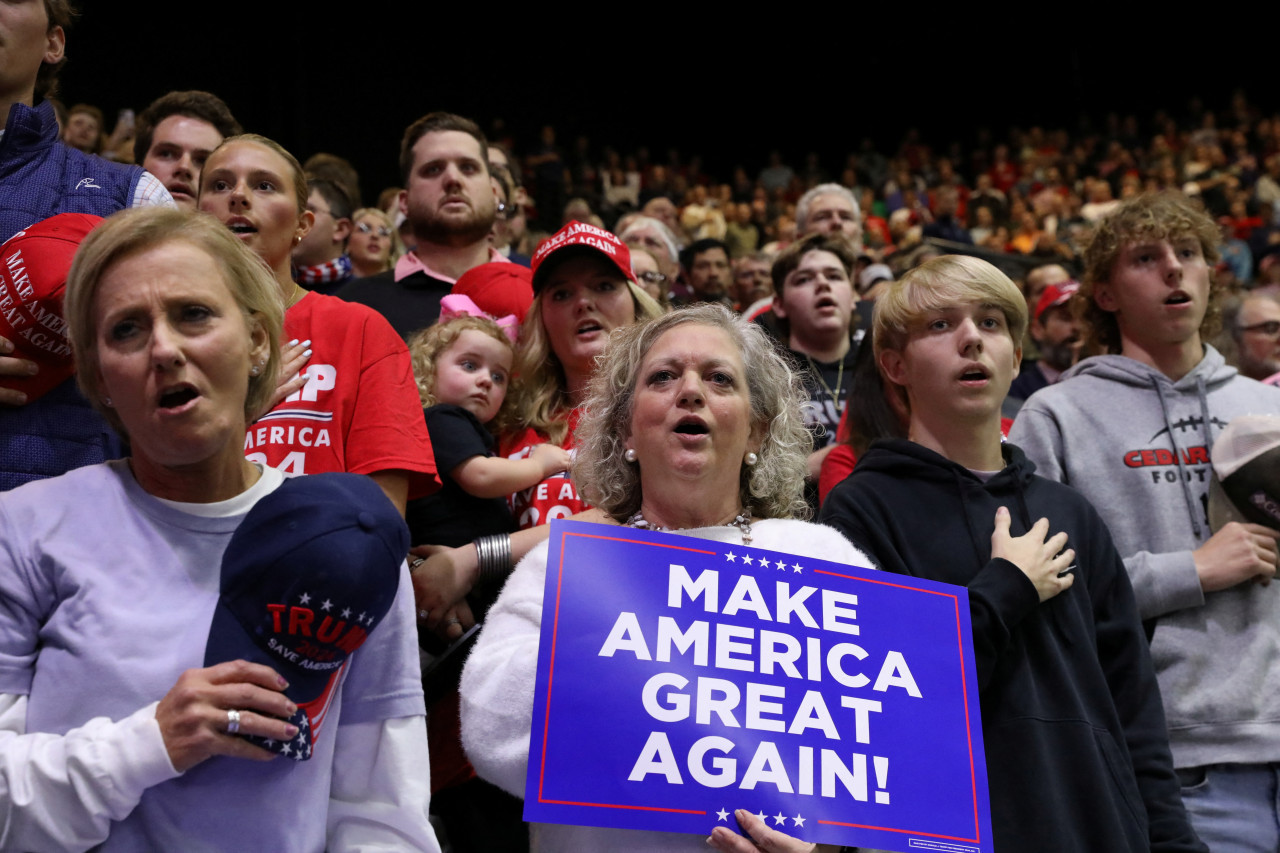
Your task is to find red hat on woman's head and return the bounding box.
[530,221,635,294]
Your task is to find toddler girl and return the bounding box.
[406,298,571,550]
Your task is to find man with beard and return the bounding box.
[338,112,503,339]
[677,238,732,306]
[1008,279,1081,403]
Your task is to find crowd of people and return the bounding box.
[2,2,1280,852]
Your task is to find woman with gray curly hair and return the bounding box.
[460,304,868,853]
[573,303,812,524]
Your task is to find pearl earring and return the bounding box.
[624,448,637,463]
[745,452,758,466]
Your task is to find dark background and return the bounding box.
[60,8,1272,205]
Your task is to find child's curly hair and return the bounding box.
[408,315,516,431]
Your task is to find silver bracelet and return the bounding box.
[474,534,512,584]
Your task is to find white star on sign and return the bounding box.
[773,812,787,825]
[321,599,333,611]
[775,558,786,570]
[742,555,753,566]
[725,552,737,562]
[755,810,767,822]
[792,814,805,828]
[341,608,352,619]
[298,592,311,605]
[792,563,803,573]
[716,809,729,822]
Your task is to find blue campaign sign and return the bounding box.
[524,519,993,851]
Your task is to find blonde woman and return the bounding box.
[348,207,403,278]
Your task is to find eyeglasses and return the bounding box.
[355,221,392,238]
[637,271,668,286]
[496,200,520,222]
[1242,320,1280,337]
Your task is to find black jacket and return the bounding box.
[820,439,1204,853]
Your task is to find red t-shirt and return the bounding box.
[500,407,585,529]
[244,292,439,497]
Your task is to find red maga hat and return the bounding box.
[0,213,104,401]
[1034,279,1080,322]
[530,220,635,294]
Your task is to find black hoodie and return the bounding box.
[820,439,1204,853]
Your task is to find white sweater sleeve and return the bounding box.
[0,694,180,852]
[326,715,441,852]
[458,542,549,799]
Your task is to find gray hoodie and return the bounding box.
[1010,346,1280,769]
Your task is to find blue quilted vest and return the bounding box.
[0,100,135,490]
[0,100,142,240]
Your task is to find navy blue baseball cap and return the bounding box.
[204,472,409,760]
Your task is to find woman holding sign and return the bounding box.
[460,304,865,851]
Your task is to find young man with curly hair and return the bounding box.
[1011,191,1280,850]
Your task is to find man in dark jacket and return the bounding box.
[820,254,1204,852]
